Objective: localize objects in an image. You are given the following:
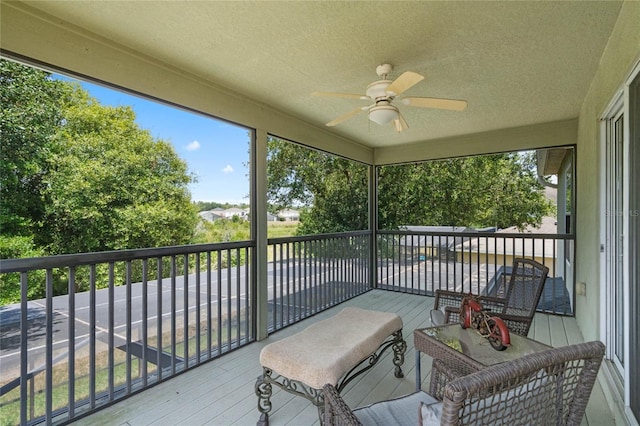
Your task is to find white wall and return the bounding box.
[575,0,640,342]
[574,2,640,423]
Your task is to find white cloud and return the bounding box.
[186,140,201,151]
[222,164,234,174]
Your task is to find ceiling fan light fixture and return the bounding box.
[314,63,467,130]
[369,105,399,125]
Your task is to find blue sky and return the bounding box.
[55,75,251,204]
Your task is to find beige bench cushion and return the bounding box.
[260,307,403,389]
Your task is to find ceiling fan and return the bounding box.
[312,64,467,132]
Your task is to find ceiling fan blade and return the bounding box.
[401,97,468,111]
[312,91,368,100]
[392,113,409,132]
[385,71,425,96]
[326,107,365,126]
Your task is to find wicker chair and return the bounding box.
[430,258,549,336]
[323,341,605,426]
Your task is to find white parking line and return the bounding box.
[0,295,243,361]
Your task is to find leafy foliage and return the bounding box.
[378,152,554,230]
[196,217,251,243]
[193,201,249,212]
[0,236,46,304]
[40,86,198,253]
[267,137,554,234]
[0,60,67,236]
[267,137,368,234]
[0,60,200,302]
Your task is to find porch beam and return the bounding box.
[373,119,578,165]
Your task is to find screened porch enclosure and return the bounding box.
[2,1,638,424]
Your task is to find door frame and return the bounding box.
[599,58,640,425]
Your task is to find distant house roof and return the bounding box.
[198,211,222,222]
[497,215,558,235]
[403,226,468,233]
[277,209,300,220]
[221,208,247,218]
[398,226,479,249]
[457,216,558,257]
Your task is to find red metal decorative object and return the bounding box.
[459,294,511,351]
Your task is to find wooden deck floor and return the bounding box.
[75,290,614,426]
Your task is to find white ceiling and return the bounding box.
[19,1,623,149]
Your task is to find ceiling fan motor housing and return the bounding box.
[366,80,393,101]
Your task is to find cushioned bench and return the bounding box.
[255,307,406,425]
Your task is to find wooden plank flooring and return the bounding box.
[75,290,614,426]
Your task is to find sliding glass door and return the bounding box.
[603,103,625,377]
[602,61,639,423]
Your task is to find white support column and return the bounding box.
[255,129,269,340]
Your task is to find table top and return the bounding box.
[414,324,551,368]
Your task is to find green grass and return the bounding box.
[195,218,298,243]
[267,221,299,238]
[0,358,135,426]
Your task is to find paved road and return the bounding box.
[0,261,344,376]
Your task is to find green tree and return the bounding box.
[40,86,198,253]
[0,60,70,302]
[0,235,46,305]
[0,61,213,304]
[378,153,553,230]
[267,137,368,234]
[0,59,66,236]
[267,137,553,234]
[193,201,249,212]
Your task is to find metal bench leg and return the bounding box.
[257,366,325,425]
[255,369,273,426]
[336,329,407,392]
[392,330,406,378]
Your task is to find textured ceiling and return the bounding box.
[22,1,622,149]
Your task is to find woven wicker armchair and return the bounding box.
[323,341,605,426]
[431,258,549,336]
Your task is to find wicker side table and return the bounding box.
[414,324,551,398]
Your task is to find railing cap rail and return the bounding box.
[268,230,371,244]
[377,229,575,239]
[0,241,254,273]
